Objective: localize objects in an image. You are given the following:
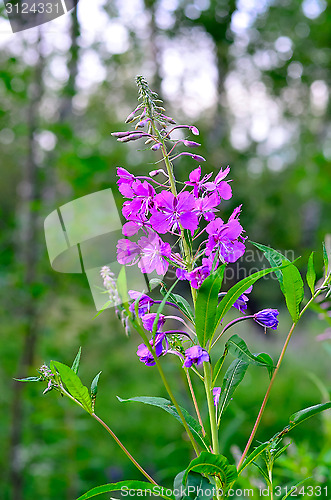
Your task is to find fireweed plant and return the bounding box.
[19,77,331,500]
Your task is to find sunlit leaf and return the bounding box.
[71,346,82,374]
[282,262,304,322]
[52,361,92,414]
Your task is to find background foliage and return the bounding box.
[0,1,330,499]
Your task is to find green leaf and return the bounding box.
[14,376,42,382]
[214,264,290,334]
[282,262,304,322]
[76,480,174,500]
[322,238,331,279]
[52,361,92,414]
[238,441,270,474]
[174,471,213,500]
[280,478,311,500]
[160,287,195,323]
[183,452,237,492]
[250,241,290,292]
[306,252,316,296]
[252,462,270,484]
[117,396,209,450]
[117,265,129,304]
[195,265,225,347]
[91,371,102,397]
[218,359,249,418]
[272,442,291,462]
[71,347,82,374]
[225,335,274,376]
[212,347,228,385]
[289,401,331,426]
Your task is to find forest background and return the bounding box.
[0,1,330,499]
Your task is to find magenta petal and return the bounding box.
[179,212,199,231]
[189,166,201,183]
[217,181,232,200]
[149,212,172,234]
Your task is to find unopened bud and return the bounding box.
[111,131,131,138]
[118,133,144,142]
[151,142,162,151]
[189,126,199,136]
[149,168,168,177]
[183,140,201,147]
[161,114,176,124]
[136,118,150,128]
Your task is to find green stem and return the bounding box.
[58,387,157,484]
[134,319,200,455]
[203,362,219,454]
[92,413,158,485]
[237,284,326,470]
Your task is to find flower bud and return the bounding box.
[151,142,162,151]
[111,131,131,138]
[136,118,150,128]
[118,133,144,142]
[189,126,199,136]
[183,140,201,147]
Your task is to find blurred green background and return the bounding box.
[0,1,330,499]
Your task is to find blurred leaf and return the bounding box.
[117,396,209,450]
[52,361,92,414]
[183,452,237,491]
[71,346,82,374]
[252,462,270,484]
[282,262,304,322]
[218,359,249,418]
[306,252,316,296]
[91,371,102,397]
[14,376,42,382]
[117,266,129,304]
[272,441,291,462]
[195,265,225,347]
[280,478,310,500]
[76,481,174,500]
[323,240,330,278]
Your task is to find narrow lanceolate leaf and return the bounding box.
[195,265,225,347]
[250,241,290,292]
[282,262,304,322]
[117,396,209,450]
[280,478,311,500]
[212,347,228,385]
[225,335,274,375]
[14,376,42,382]
[76,481,174,500]
[52,361,92,414]
[117,265,129,304]
[91,371,102,397]
[214,264,290,335]
[71,346,82,374]
[322,240,330,278]
[289,401,331,427]
[238,441,270,474]
[183,452,238,492]
[160,287,195,323]
[306,252,316,296]
[218,359,249,418]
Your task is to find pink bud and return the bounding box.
[190,126,199,136]
[151,142,162,151]
[183,140,201,147]
[111,131,131,138]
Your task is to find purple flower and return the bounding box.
[137,333,168,366]
[117,239,141,264]
[185,166,213,198]
[128,290,155,317]
[117,231,171,275]
[254,309,279,330]
[195,193,220,221]
[233,286,253,313]
[213,387,222,406]
[203,166,232,200]
[187,265,211,289]
[150,191,199,234]
[206,206,246,263]
[122,180,156,220]
[176,268,189,280]
[117,167,136,197]
[142,313,166,332]
[183,346,210,368]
